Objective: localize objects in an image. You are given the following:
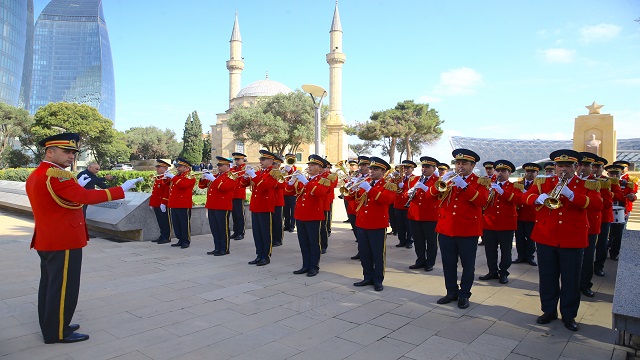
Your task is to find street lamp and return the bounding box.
[302,84,327,156]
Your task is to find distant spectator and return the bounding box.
[207,162,214,170]
[77,162,113,218]
[193,164,201,171]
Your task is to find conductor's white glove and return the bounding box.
[202,173,215,182]
[164,171,175,179]
[295,173,308,185]
[560,186,575,201]
[244,168,257,178]
[535,193,550,205]
[160,204,167,213]
[452,176,467,189]
[358,181,372,192]
[398,182,404,189]
[491,183,504,195]
[121,177,143,191]
[415,182,428,191]
[77,174,91,187]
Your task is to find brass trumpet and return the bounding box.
[280,169,309,181]
[229,165,254,177]
[345,174,369,192]
[543,171,568,209]
[434,170,464,192]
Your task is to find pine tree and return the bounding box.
[179,111,203,164]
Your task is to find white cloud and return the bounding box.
[434,67,484,96]
[580,23,621,43]
[539,48,576,63]
[613,78,640,87]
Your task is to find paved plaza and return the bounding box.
[0,205,635,360]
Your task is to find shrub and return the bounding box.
[0,168,35,181]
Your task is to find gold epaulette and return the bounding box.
[327,173,338,182]
[584,179,601,191]
[598,178,611,190]
[629,175,638,184]
[534,177,547,185]
[609,178,620,186]
[269,169,281,179]
[513,183,525,191]
[318,178,331,186]
[477,177,491,188]
[384,182,398,192]
[46,167,75,180]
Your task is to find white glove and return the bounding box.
[415,182,428,191]
[452,176,467,189]
[535,193,550,205]
[120,177,143,191]
[560,186,574,201]
[295,173,308,185]
[203,173,215,181]
[398,182,404,189]
[77,174,91,187]
[160,204,167,213]
[244,168,256,178]
[442,171,456,181]
[358,181,372,192]
[164,171,175,179]
[284,165,292,172]
[491,183,504,195]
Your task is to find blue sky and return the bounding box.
[35,0,640,162]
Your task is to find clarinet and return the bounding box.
[404,175,426,208]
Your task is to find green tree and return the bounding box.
[202,133,212,164]
[227,90,326,155]
[0,102,32,167]
[1,148,32,168]
[179,111,203,164]
[123,126,180,160]
[349,142,376,156]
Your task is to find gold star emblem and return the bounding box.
[586,101,604,115]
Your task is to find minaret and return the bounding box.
[325,2,348,163]
[226,12,244,107]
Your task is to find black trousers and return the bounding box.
[38,249,82,343]
[348,213,357,237]
[594,222,611,272]
[410,220,437,267]
[296,220,321,271]
[208,209,230,253]
[231,198,245,235]
[283,195,296,230]
[356,227,386,284]
[515,220,536,261]
[320,210,330,251]
[482,229,514,276]
[438,234,478,298]
[388,205,397,233]
[272,206,284,245]
[537,243,583,319]
[153,206,171,241]
[395,208,413,245]
[170,208,191,245]
[580,233,599,290]
[609,220,627,258]
[327,203,333,235]
[251,212,273,260]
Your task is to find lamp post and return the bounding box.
[302,84,327,156]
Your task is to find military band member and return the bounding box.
[513,163,542,265]
[230,152,248,240]
[289,155,332,276]
[544,162,555,176]
[282,153,298,232]
[320,164,339,253]
[614,160,638,216]
[393,160,416,248]
[522,149,602,332]
[199,156,237,256]
[431,149,489,309]
[437,163,450,178]
[483,161,497,181]
[607,162,637,261]
[577,152,602,298]
[165,157,196,249]
[240,150,280,266]
[480,160,520,284]
[345,156,371,260]
[272,155,286,247]
[150,159,172,244]
[592,157,613,277]
[341,159,359,222]
[353,157,397,291]
[26,133,141,344]
[407,156,440,271]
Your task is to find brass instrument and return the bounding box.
[187,170,217,179]
[543,171,568,209]
[345,175,369,192]
[385,170,402,184]
[279,169,309,183]
[434,170,463,192]
[484,176,500,210]
[334,160,352,185]
[286,157,296,165]
[230,165,254,177]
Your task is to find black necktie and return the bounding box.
[499,182,503,188]
[525,181,531,190]
[371,180,376,187]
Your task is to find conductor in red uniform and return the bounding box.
[150,159,171,244]
[26,133,141,344]
[165,157,196,249]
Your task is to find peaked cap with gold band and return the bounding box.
[493,160,515,172]
[38,132,80,152]
[613,160,630,168]
[258,149,278,160]
[401,159,417,168]
[482,161,494,169]
[549,149,581,163]
[437,162,450,170]
[156,159,171,167]
[175,157,193,168]
[357,155,370,164]
[605,164,623,172]
[231,152,247,159]
[544,162,555,170]
[593,156,608,166]
[522,162,542,171]
[215,156,232,165]
[578,151,598,164]
[420,156,438,166]
[452,148,480,162]
[369,156,391,171]
[348,159,358,165]
[307,154,327,167]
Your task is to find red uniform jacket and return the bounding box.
[290,175,331,221]
[231,163,248,200]
[522,175,603,248]
[198,172,237,211]
[26,162,125,251]
[515,178,538,222]
[620,173,638,213]
[322,172,338,211]
[598,176,614,223]
[355,178,397,230]
[149,177,170,207]
[483,181,521,231]
[429,173,489,237]
[407,174,440,222]
[240,166,278,213]
[168,171,196,208]
[283,165,297,196]
[393,175,416,210]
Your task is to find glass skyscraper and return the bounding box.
[29,0,115,121]
[0,0,30,107]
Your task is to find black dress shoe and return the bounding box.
[342,219,350,223]
[206,250,217,255]
[409,263,426,270]
[479,273,499,280]
[180,244,190,249]
[46,332,90,344]
[248,257,261,265]
[307,268,319,277]
[594,269,605,277]
[229,233,239,239]
[581,288,595,297]
[536,311,558,324]
[499,274,509,284]
[374,283,383,291]
[68,324,80,332]
[527,259,538,266]
[157,239,170,244]
[170,242,182,247]
[512,258,525,264]
[151,239,160,243]
[293,268,309,274]
[395,243,406,247]
[425,266,434,272]
[273,242,282,247]
[457,297,470,309]
[563,318,579,331]
[321,249,327,254]
[436,294,458,304]
[350,254,360,260]
[256,258,270,266]
[288,229,295,233]
[406,243,413,249]
[353,279,374,287]
[234,235,244,240]
[610,254,618,261]
[213,251,228,256]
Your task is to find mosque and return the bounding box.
[210,3,349,164]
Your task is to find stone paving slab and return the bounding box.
[0,207,635,360]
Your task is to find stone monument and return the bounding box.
[573,101,616,162]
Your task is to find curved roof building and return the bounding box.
[29,0,115,120]
[236,78,292,98]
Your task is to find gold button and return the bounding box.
[453,212,456,215]
[453,205,457,208]
[559,212,562,215]
[558,221,563,224]
[497,211,500,214]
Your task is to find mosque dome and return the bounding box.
[236,78,292,98]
